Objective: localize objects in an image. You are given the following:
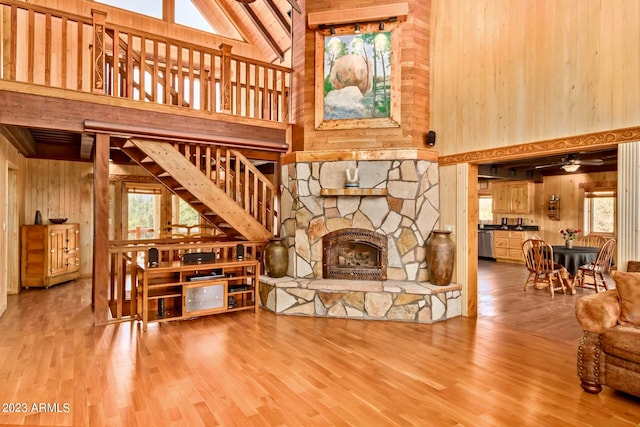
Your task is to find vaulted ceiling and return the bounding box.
[192,0,297,64]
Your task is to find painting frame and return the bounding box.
[314,23,401,130]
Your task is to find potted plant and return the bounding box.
[560,228,581,249]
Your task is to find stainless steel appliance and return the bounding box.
[478,229,495,259]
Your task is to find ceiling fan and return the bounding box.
[534,153,604,172]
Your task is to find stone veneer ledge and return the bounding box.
[259,276,462,323]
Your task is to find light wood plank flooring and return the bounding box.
[0,262,638,426]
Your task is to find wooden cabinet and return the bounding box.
[494,230,528,263]
[21,224,80,288]
[136,257,259,331]
[492,182,534,213]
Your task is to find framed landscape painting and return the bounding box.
[314,25,400,130]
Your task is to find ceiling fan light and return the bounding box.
[562,164,580,172]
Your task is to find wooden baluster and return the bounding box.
[219,43,232,113]
[126,32,134,97]
[112,28,120,96]
[188,47,194,108]
[44,13,51,86]
[91,9,107,94]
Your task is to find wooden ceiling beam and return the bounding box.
[0,124,37,156]
[240,3,285,62]
[265,0,291,34]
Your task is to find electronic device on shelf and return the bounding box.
[228,284,249,292]
[187,269,224,281]
[182,252,216,265]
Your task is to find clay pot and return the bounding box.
[264,237,289,278]
[426,230,454,286]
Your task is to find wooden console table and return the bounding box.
[135,257,259,331]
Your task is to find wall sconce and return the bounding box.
[354,23,360,33]
[330,26,335,35]
[379,21,385,30]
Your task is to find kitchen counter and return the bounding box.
[479,224,539,231]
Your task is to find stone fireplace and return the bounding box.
[322,228,387,280]
[258,149,462,324]
[279,149,440,281]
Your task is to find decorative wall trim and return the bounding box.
[281,148,438,164]
[438,126,640,166]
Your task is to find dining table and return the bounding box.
[552,245,600,276]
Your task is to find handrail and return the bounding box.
[172,142,277,233]
[0,0,291,123]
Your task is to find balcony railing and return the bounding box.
[0,0,291,123]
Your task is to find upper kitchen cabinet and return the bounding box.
[492,182,534,214]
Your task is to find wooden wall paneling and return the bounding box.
[431,0,640,155]
[623,1,640,124]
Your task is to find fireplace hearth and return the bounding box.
[322,228,387,280]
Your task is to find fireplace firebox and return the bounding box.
[322,228,387,280]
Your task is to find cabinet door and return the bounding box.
[48,228,68,276]
[492,185,510,213]
[65,226,80,272]
[509,184,530,213]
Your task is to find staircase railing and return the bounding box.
[172,142,277,234]
[0,0,291,123]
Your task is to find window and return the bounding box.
[479,197,493,222]
[128,189,161,239]
[94,0,162,19]
[175,0,215,34]
[584,189,616,235]
[172,196,200,226]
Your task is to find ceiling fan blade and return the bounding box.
[575,159,604,166]
[534,163,564,169]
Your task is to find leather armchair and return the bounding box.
[575,275,640,396]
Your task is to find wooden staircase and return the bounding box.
[114,138,275,241]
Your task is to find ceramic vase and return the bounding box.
[565,240,573,249]
[426,230,454,286]
[264,237,288,278]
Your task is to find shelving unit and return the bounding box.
[135,257,260,331]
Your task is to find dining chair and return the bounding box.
[522,239,568,297]
[576,234,605,247]
[572,238,616,292]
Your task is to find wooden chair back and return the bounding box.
[522,239,556,273]
[592,238,616,272]
[577,234,605,247]
[522,238,567,296]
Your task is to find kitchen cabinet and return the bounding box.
[492,182,534,214]
[21,224,80,288]
[494,230,528,263]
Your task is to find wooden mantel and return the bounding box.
[307,2,408,29]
